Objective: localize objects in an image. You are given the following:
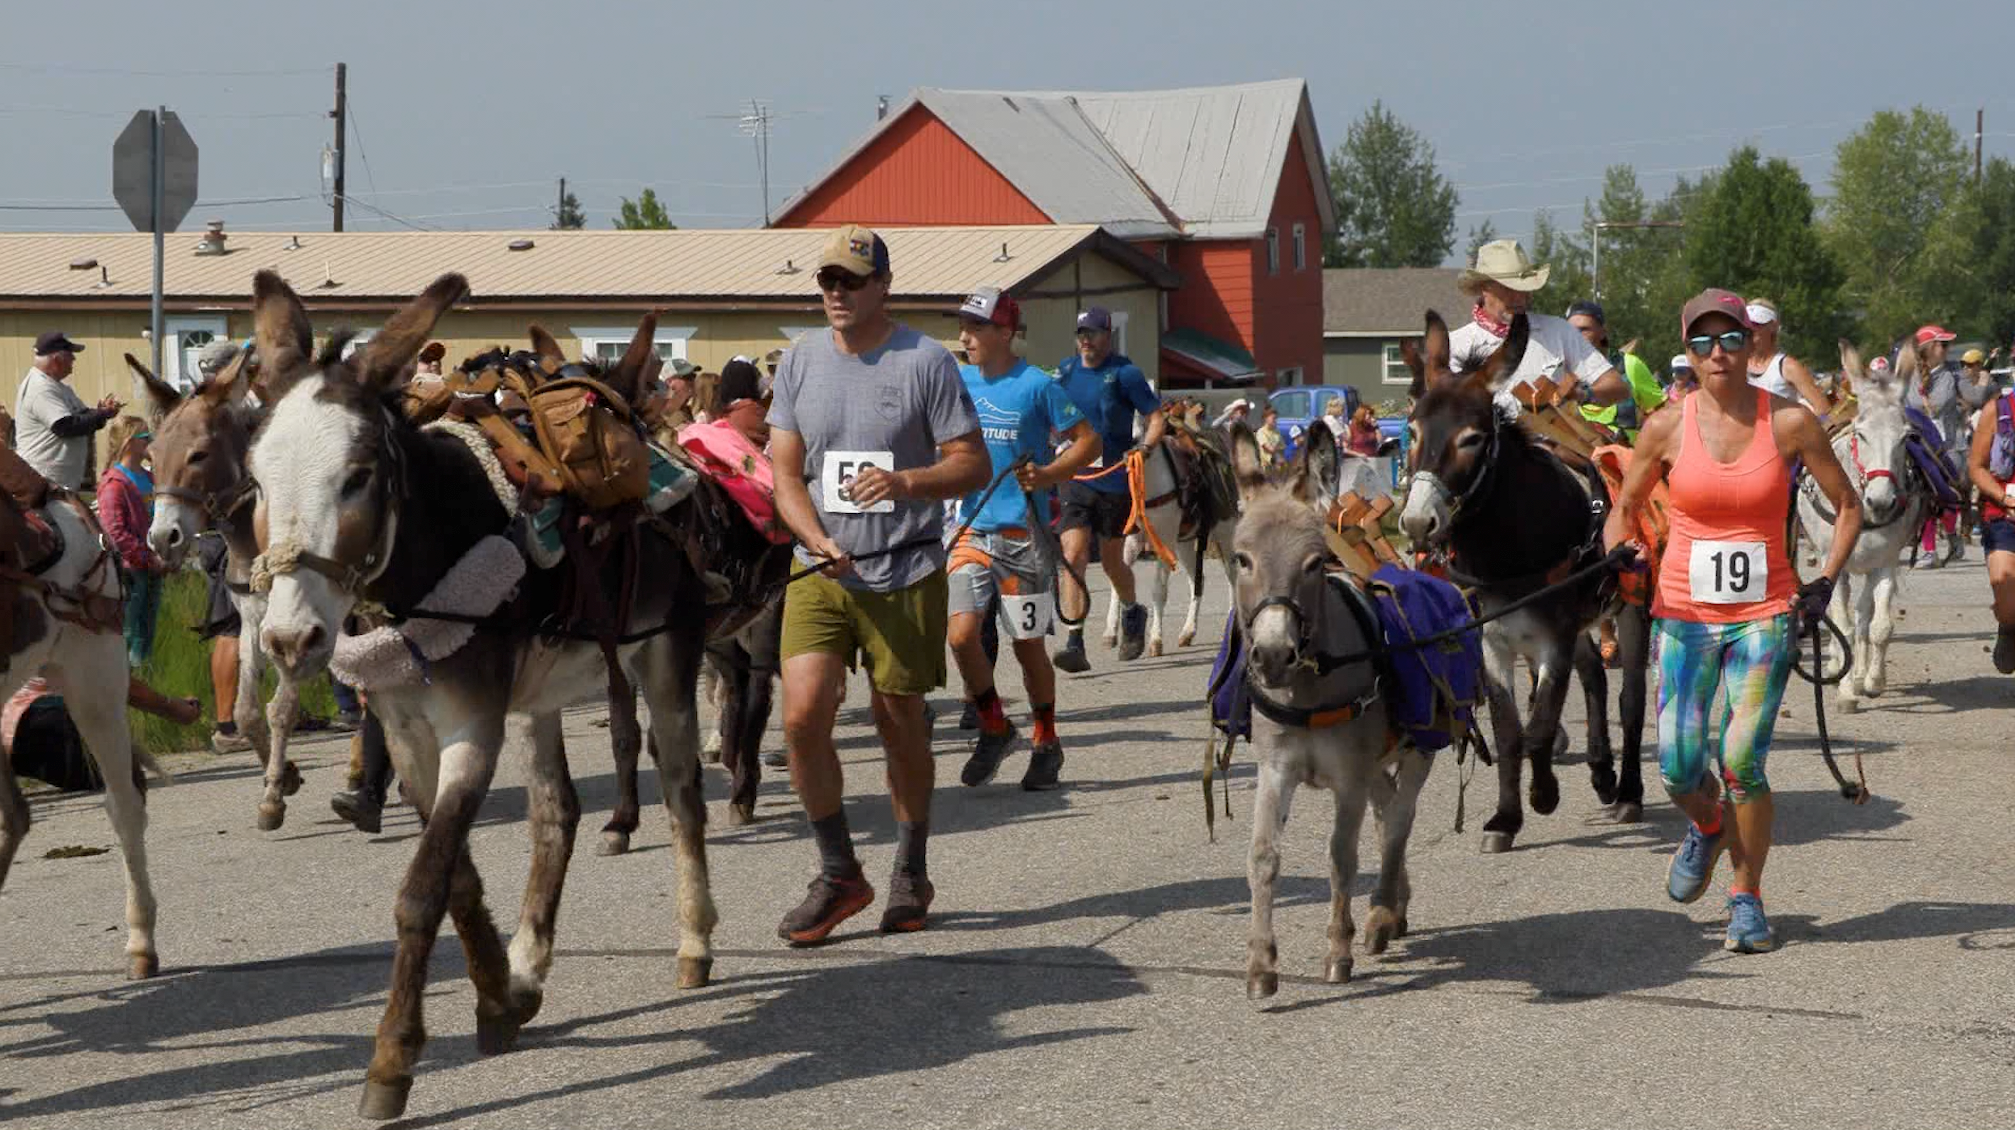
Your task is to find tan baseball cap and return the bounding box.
[817,224,889,276]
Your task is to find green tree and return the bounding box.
[1824,107,1970,345]
[1527,208,1591,310]
[1463,218,1499,263]
[1970,157,2015,348]
[1324,100,1458,268]
[1684,146,1847,364]
[552,187,585,230]
[613,187,677,230]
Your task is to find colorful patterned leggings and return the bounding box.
[1656,613,1794,801]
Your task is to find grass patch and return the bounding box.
[130,570,337,757]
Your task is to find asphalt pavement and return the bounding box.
[3,556,2013,1129]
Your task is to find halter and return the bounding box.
[1239,569,1382,729]
[1409,421,1499,535]
[156,478,257,526]
[1811,423,1914,531]
[250,402,406,599]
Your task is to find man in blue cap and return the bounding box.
[1052,307,1164,672]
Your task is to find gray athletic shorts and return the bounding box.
[947,528,1056,640]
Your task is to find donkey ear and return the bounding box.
[1837,340,1865,386]
[251,269,313,388]
[200,349,254,406]
[1891,341,1918,383]
[355,272,468,391]
[1423,309,1451,374]
[1293,417,1342,505]
[604,311,659,407]
[1226,420,1267,495]
[527,324,567,376]
[123,352,182,423]
[1467,312,1529,394]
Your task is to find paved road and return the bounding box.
[3,559,2013,1129]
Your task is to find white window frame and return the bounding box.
[1265,227,1280,276]
[1292,223,1307,271]
[1110,310,1131,357]
[572,324,696,367]
[162,315,230,390]
[1381,342,1413,385]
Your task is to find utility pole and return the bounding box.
[1977,107,1985,184]
[557,177,566,224]
[330,62,347,231]
[739,99,774,226]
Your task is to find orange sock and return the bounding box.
[974,687,1009,735]
[1032,703,1057,744]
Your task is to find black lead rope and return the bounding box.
[783,455,1033,587]
[1794,611,1869,804]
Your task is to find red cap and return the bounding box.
[957,286,1021,330]
[1914,325,1957,345]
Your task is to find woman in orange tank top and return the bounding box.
[1966,386,2015,672]
[1605,288,1863,955]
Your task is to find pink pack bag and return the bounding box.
[678,420,790,544]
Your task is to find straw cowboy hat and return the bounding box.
[1457,239,1551,294]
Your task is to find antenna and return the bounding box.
[738,99,774,227]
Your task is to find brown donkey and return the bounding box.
[244,271,718,1121]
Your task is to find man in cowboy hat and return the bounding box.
[1450,240,1629,415]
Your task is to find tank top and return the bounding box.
[1654,390,1795,623]
[1748,352,1792,400]
[1985,391,2015,522]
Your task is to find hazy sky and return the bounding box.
[3,0,2009,258]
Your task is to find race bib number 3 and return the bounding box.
[822,450,896,515]
[1689,539,1767,605]
[999,591,1056,641]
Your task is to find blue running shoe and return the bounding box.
[1665,821,1724,904]
[1725,893,1778,953]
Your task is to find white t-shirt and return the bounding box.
[1449,313,1614,418]
[14,368,91,489]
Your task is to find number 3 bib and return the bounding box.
[1689,539,1767,605]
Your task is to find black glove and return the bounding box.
[1795,576,1835,629]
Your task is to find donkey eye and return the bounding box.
[187,449,208,465]
[1234,551,1254,572]
[1458,433,1485,449]
[1302,556,1325,576]
[341,468,373,498]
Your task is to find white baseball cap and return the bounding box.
[1744,301,1779,326]
[1669,354,1693,373]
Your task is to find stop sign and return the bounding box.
[112,109,198,232]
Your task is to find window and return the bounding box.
[1276,366,1303,388]
[1109,310,1130,357]
[1265,227,1280,276]
[1382,342,1414,385]
[162,315,229,390]
[1292,223,1307,271]
[571,324,696,367]
[1272,390,1311,418]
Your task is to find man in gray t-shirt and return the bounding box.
[768,225,987,945]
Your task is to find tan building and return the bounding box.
[0,224,1179,438]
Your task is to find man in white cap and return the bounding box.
[1450,240,1628,415]
[1742,298,1832,415]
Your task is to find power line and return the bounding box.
[0,59,329,77]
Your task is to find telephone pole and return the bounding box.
[1976,107,1985,184]
[330,62,348,231]
[557,177,567,224]
[740,100,773,226]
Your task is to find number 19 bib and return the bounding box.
[1689,539,1767,605]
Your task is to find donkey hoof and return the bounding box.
[1589,766,1619,805]
[255,802,286,831]
[1529,779,1560,815]
[279,761,303,796]
[1100,634,1118,650]
[1246,971,1279,999]
[358,1076,413,1121]
[1148,640,1164,658]
[1837,697,1860,715]
[126,952,159,980]
[1178,631,1196,648]
[596,831,631,856]
[1324,957,1353,984]
[1611,801,1644,824]
[1480,831,1515,854]
[509,982,545,1024]
[726,801,756,827]
[676,955,714,990]
[1365,908,1400,955]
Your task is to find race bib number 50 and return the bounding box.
[822,451,896,515]
[1689,539,1767,605]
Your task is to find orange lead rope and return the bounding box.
[1124,447,1180,571]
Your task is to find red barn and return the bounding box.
[775,79,1333,389]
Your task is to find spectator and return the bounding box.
[15,331,119,490]
[1346,404,1383,457]
[95,416,163,667]
[1256,407,1286,469]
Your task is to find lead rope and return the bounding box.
[1798,613,1868,804]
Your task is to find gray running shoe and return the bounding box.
[1022,739,1064,791]
[960,720,1019,786]
[1053,635,1090,674]
[1118,603,1149,661]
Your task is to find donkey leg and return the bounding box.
[1102,589,1122,649]
[0,759,28,891]
[727,655,773,825]
[1611,605,1651,820]
[643,631,717,990]
[1146,559,1170,657]
[1367,748,1431,953]
[1480,633,1526,853]
[53,647,157,979]
[1324,770,1370,982]
[450,850,519,1057]
[1865,568,1897,699]
[1834,575,1864,711]
[504,710,579,1031]
[1575,633,1617,805]
[1523,645,1574,818]
[256,674,301,831]
[360,718,501,1122]
[597,687,641,856]
[1247,760,1293,999]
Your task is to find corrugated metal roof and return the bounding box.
[0,225,1121,303]
[910,90,1179,240]
[780,79,1331,242]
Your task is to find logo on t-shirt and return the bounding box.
[877,384,902,421]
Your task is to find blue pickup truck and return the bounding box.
[1265,386,1405,462]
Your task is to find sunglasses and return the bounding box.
[1686,329,1750,356]
[815,268,872,293]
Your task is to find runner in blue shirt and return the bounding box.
[1052,307,1165,672]
[947,287,1099,791]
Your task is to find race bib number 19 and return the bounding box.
[822,451,896,515]
[1689,539,1767,605]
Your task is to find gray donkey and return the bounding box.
[1227,419,1433,999]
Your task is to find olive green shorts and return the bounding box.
[780,569,948,696]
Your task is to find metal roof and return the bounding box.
[1323,268,1469,336]
[0,225,1170,305]
[779,79,1332,242]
